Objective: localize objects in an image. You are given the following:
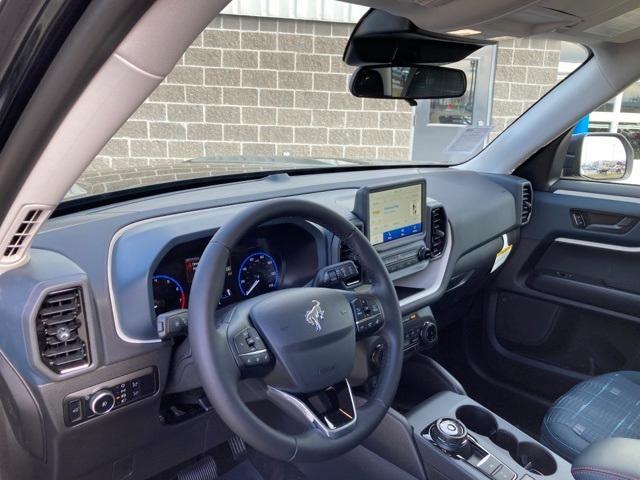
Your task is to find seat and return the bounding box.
[541,371,640,461]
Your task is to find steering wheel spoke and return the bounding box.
[343,291,386,338]
[266,379,357,439]
[221,303,274,377]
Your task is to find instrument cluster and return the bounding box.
[151,223,319,316]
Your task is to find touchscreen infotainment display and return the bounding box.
[368,183,423,245]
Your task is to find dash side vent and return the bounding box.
[430,207,447,259]
[36,287,90,374]
[1,205,51,264]
[521,183,533,225]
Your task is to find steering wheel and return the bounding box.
[189,198,403,462]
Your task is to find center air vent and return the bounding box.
[521,183,533,224]
[36,287,90,374]
[430,207,447,258]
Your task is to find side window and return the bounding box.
[562,78,640,186]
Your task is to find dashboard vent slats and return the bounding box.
[36,287,90,374]
[1,206,51,265]
[430,207,447,259]
[521,183,533,224]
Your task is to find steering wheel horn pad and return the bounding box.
[250,288,356,393]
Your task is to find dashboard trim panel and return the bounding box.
[108,208,326,344]
[108,217,164,344]
[398,222,452,309]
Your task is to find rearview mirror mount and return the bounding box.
[350,65,467,100]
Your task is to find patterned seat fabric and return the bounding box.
[541,371,640,462]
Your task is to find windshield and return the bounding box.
[68,0,588,201]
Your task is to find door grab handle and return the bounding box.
[571,209,638,234]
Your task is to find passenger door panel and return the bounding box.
[484,188,640,400]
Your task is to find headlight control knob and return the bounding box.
[89,390,115,415]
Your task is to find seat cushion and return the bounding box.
[541,371,640,462]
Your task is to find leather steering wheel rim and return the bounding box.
[189,198,403,462]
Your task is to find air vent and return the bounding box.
[1,206,51,265]
[35,287,90,374]
[430,207,447,258]
[339,222,364,284]
[521,183,533,224]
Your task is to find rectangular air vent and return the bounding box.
[430,207,447,258]
[521,183,533,224]
[36,287,90,374]
[339,222,364,284]
[1,206,51,265]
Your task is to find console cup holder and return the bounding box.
[513,442,557,476]
[455,405,498,437]
[455,405,557,476]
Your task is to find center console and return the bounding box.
[407,392,572,480]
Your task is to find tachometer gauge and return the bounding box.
[152,275,186,315]
[237,252,279,297]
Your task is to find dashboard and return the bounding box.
[152,223,319,314]
[0,167,532,480]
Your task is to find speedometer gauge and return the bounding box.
[237,252,279,297]
[152,275,186,315]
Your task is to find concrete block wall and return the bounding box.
[492,38,561,137]
[95,15,413,171]
[81,15,561,195]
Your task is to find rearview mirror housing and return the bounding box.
[565,133,634,181]
[350,65,467,100]
[343,9,490,66]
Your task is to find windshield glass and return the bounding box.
[68,0,587,200]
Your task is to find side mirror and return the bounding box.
[350,65,466,100]
[565,133,634,181]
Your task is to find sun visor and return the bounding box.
[343,9,493,67]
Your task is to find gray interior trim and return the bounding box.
[108,219,162,344]
[397,223,452,308]
[554,189,640,205]
[555,237,640,253]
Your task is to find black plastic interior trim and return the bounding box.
[514,129,573,191]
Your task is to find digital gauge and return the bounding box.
[152,275,186,315]
[237,252,279,297]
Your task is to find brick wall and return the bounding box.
[492,38,561,137]
[81,15,561,196]
[95,15,412,169]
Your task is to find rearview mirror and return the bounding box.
[350,65,467,100]
[566,133,634,181]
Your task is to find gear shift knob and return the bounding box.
[429,418,471,458]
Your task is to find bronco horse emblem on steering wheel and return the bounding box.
[305,300,325,332]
